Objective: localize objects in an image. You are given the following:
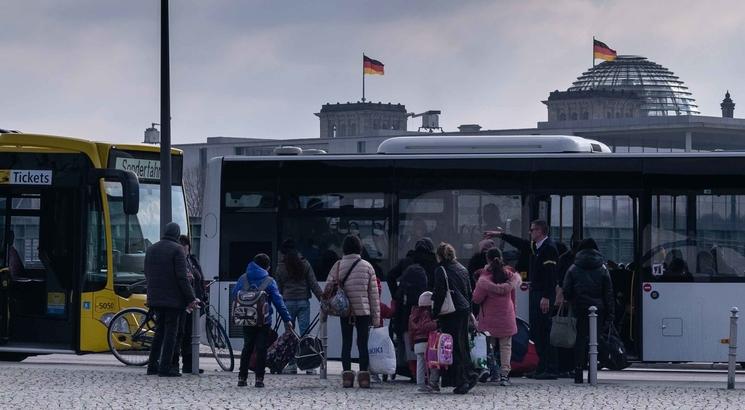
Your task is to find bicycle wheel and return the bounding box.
[107,307,155,366]
[206,316,234,371]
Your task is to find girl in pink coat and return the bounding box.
[472,248,522,386]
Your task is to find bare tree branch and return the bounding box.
[183,167,204,218]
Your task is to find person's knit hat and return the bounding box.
[479,239,496,252]
[414,237,435,253]
[418,291,433,307]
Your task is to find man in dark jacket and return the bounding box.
[563,238,615,384]
[145,222,199,377]
[485,219,560,379]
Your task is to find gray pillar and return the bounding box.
[320,312,328,380]
[191,306,200,375]
[728,307,739,390]
[588,306,598,386]
[685,131,692,152]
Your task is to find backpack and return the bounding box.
[232,276,273,327]
[426,331,453,369]
[320,258,361,317]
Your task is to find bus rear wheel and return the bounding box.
[0,353,28,361]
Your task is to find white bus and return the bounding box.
[200,135,745,364]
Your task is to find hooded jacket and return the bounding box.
[472,265,521,338]
[408,305,437,344]
[232,261,292,326]
[562,249,615,321]
[145,222,195,309]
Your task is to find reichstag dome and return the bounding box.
[545,55,700,122]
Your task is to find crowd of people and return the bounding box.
[142,218,616,393]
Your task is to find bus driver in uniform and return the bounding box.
[484,219,560,380]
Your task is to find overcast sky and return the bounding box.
[1,0,743,144]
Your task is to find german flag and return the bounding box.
[593,39,617,61]
[363,55,384,75]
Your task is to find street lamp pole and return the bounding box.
[160,0,172,236]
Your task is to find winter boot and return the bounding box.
[358,371,371,388]
[342,370,355,388]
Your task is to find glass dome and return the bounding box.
[567,55,699,116]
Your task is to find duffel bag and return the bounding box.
[296,335,324,370]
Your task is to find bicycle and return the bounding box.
[107,279,234,371]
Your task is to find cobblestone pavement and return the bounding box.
[3,355,745,409]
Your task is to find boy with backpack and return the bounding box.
[233,253,293,387]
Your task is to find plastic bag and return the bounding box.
[470,332,488,369]
[368,326,396,375]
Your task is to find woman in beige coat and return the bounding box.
[326,235,381,388]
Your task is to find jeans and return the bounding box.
[414,342,428,385]
[148,307,182,374]
[340,315,371,371]
[285,299,311,336]
[529,290,558,375]
[238,326,269,379]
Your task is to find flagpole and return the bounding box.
[362,53,366,102]
[592,36,595,67]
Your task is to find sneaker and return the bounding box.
[305,369,317,375]
[429,384,440,393]
[499,375,512,386]
[146,367,158,376]
[255,379,265,388]
[158,370,182,377]
[370,373,382,383]
[417,385,433,393]
[237,378,247,387]
[478,369,490,383]
[182,368,204,374]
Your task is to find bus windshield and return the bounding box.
[106,182,188,291]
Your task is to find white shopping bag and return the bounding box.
[470,332,488,369]
[368,326,396,375]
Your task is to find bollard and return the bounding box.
[728,307,739,390]
[588,306,598,386]
[320,312,328,380]
[191,305,200,375]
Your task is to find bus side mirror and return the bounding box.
[89,169,140,215]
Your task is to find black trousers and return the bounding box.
[148,307,182,374]
[173,311,195,371]
[238,326,269,379]
[439,310,475,388]
[574,305,605,371]
[340,315,371,372]
[529,290,558,375]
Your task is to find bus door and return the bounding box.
[0,188,81,351]
[580,194,639,356]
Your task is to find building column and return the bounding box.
[685,131,692,152]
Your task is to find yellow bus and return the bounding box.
[0,131,188,360]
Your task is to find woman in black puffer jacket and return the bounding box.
[562,238,615,384]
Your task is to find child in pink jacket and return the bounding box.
[472,248,522,386]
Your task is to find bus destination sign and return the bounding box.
[0,169,53,185]
[115,158,161,181]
